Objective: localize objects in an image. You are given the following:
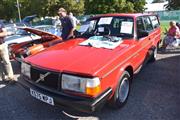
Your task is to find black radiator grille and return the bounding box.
[30,67,60,90]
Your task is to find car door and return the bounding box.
[130,16,154,71]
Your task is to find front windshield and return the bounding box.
[82,16,134,39]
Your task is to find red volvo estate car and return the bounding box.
[9,27,62,61]
[20,13,161,112]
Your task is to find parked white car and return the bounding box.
[4,28,41,45]
[4,25,61,45]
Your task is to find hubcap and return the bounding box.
[119,77,129,103]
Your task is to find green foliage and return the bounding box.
[166,0,180,10]
[0,0,146,21]
[0,0,17,20]
[0,0,84,21]
[84,0,146,14]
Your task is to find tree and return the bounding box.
[0,0,17,20]
[128,0,146,12]
[44,0,84,16]
[166,0,180,10]
[84,0,146,15]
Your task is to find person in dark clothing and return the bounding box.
[58,8,75,40]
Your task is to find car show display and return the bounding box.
[18,13,161,112]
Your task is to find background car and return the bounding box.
[33,25,61,37]
[9,27,62,61]
[4,23,26,35]
[5,28,40,45]
[5,25,61,45]
[77,15,92,24]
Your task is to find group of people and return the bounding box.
[0,7,79,83]
[163,21,180,49]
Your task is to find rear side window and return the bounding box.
[149,16,160,29]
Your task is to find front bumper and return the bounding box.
[18,76,112,113]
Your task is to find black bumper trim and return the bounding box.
[18,77,112,113]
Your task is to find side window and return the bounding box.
[136,17,147,39]
[111,17,134,36]
[143,17,153,31]
[136,17,145,31]
[112,18,121,35]
[144,17,153,31]
[149,16,160,29]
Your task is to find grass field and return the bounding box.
[160,21,169,33]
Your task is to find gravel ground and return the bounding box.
[0,48,180,120]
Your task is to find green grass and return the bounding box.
[160,21,169,33]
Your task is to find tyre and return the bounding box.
[109,71,131,108]
[149,46,157,62]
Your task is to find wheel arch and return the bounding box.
[124,65,133,83]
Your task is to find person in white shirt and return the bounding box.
[0,22,15,83]
[68,12,80,29]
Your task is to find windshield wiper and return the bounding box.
[103,36,120,42]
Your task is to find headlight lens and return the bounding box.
[62,74,86,93]
[62,74,100,96]
[21,62,31,78]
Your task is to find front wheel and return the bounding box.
[109,71,131,108]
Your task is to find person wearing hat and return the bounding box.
[0,21,15,83]
[58,8,75,40]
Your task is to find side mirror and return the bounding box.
[137,30,149,39]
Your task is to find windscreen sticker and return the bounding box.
[120,21,133,34]
[98,17,113,25]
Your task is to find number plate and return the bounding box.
[30,89,54,106]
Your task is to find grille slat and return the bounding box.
[30,67,60,90]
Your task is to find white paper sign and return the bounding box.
[79,36,122,49]
[98,27,104,32]
[120,22,133,34]
[78,24,89,32]
[98,17,113,25]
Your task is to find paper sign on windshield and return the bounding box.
[98,17,113,25]
[120,22,133,34]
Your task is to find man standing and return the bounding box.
[0,21,15,83]
[58,8,75,40]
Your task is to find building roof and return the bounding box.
[145,1,168,12]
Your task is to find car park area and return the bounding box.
[0,50,180,120]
